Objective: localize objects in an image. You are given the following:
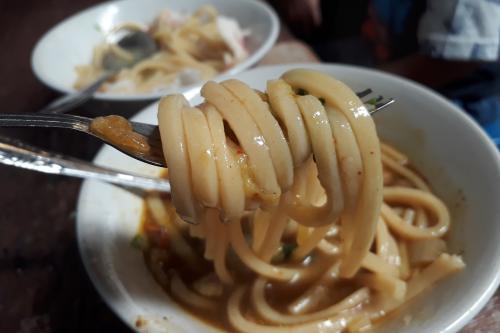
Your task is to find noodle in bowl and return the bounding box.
[31,0,278,102]
[77,64,500,333]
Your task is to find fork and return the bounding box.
[0,92,394,168]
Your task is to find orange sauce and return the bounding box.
[137,200,356,332]
[90,115,151,155]
[133,159,436,332]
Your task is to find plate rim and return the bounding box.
[31,0,279,101]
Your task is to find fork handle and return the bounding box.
[0,136,170,192]
[0,113,92,132]
[38,72,114,114]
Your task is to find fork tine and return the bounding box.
[356,87,395,114]
[356,89,373,98]
[372,98,395,114]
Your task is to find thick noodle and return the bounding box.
[75,5,247,94]
[150,69,465,333]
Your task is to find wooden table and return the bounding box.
[0,1,498,332]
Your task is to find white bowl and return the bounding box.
[77,63,500,333]
[31,0,279,102]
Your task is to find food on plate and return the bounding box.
[136,69,464,332]
[74,5,249,94]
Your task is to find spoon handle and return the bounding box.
[39,72,114,114]
[0,136,170,192]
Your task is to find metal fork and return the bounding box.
[356,89,395,112]
[0,91,394,168]
[0,113,165,167]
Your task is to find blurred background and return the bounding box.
[267,0,500,146]
[0,0,498,332]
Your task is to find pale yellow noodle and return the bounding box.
[204,104,245,220]
[228,218,301,281]
[266,79,311,165]
[201,81,280,200]
[182,106,219,207]
[157,95,199,220]
[281,69,384,278]
[288,262,340,314]
[361,252,400,278]
[398,241,411,279]
[252,209,271,252]
[170,273,217,309]
[149,69,465,333]
[75,6,246,93]
[292,225,331,260]
[223,80,293,190]
[256,207,289,262]
[376,218,401,267]
[380,142,408,164]
[356,272,407,301]
[285,95,344,227]
[382,187,450,239]
[213,222,233,284]
[146,195,198,266]
[252,278,368,324]
[228,287,354,333]
[382,154,430,191]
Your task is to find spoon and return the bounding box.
[0,135,170,192]
[38,30,157,114]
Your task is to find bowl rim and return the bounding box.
[30,0,279,101]
[76,63,500,333]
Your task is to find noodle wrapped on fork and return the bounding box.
[139,69,465,333]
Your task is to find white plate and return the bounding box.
[77,63,500,333]
[31,0,279,102]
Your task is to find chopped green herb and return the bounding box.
[282,243,297,260]
[296,88,308,96]
[130,234,148,250]
[366,97,379,106]
[271,251,284,263]
[93,23,103,33]
[271,242,297,263]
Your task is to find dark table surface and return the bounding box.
[1,1,132,332]
[1,1,499,333]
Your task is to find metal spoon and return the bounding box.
[39,30,157,114]
[0,136,170,192]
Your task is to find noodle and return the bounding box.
[137,69,465,332]
[228,287,355,333]
[251,278,368,325]
[74,5,248,94]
